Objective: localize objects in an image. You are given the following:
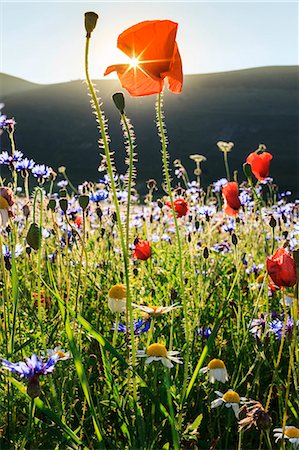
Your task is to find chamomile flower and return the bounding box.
[108,284,127,313]
[132,303,181,317]
[200,358,228,383]
[211,390,246,418]
[137,343,183,368]
[47,347,70,361]
[273,426,299,447]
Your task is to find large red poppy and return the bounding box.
[133,240,151,260]
[246,151,273,181]
[222,182,241,216]
[266,248,297,288]
[104,20,183,97]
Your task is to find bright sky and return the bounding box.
[0,1,298,84]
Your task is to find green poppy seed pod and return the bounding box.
[269,216,276,228]
[59,189,67,198]
[232,233,238,246]
[47,198,56,211]
[85,12,98,37]
[112,92,125,114]
[59,198,68,213]
[27,376,41,399]
[243,162,253,179]
[26,223,41,251]
[79,194,90,210]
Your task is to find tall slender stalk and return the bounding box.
[156,92,190,428]
[84,36,137,399]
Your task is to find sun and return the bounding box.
[130,57,139,68]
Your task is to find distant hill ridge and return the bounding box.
[0,66,298,196]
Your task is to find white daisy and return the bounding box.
[47,347,70,361]
[211,390,247,418]
[132,303,180,317]
[273,426,299,447]
[200,359,228,383]
[137,343,183,368]
[108,284,127,313]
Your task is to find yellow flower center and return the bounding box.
[223,391,240,403]
[285,428,299,438]
[148,305,161,315]
[146,343,168,357]
[56,351,66,359]
[108,284,126,299]
[208,359,226,370]
[0,197,9,209]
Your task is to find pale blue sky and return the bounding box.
[0,1,298,84]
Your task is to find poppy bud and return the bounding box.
[267,248,297,287]
[26,223,41,251]
[47,199,56,211]
[232,233,238,246]
[79,194,89,210]
[269,216,276,228]
[133,240,151,261]
[112,92,125,114]
[27,376,41,398]
[96,207,103,219]
[23,204,30,218]
[4,257,11,271]
[84,12,98,37]
[111,211,117,223]
[243,162,253,179]
[203,247,209,259]
[170,288,178,300]
[59,198,68,213]
[26,246,31,255]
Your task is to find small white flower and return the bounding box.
[132,303,181,317]
[273,426,299,447]
[47,347,70,361]
[200,359,228,383]
[211,390,247,418]
[137,343,183,369]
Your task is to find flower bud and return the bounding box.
[22,204,30,218]
[26,223,41,251]
[59,198,68,213]
[85,12,98,37]
[232,233,238,246]
[269,216,276,228]
[59,189,67,198]
[47,199,56,211]
[79,194,89,210]
[112,92,125,114]
[243,162,253,179]
[203,247,209,259]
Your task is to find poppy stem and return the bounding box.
[223,150,231,181]
[156,92,190,428]
[85,35,137,401]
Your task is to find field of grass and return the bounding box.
[0,16,298,450]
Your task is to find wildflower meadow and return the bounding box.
[0,13,298,450]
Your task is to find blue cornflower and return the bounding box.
[32,164,51,181]
[0,116,16,130]
[2,244,24,259]
[1,353,58,379]
[198,327,213,338]
[212,178,228,193]
[0,150,23,165]
[15,158,35,173]
[222,218,236,233]
[269,317,297,340]
[112,318,151,335]
[90,189,108,203]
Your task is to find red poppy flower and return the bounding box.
[75,216,82,228]
[133,240,151,260]
[222,182,241,216]
[166,198,189,218]
[104,20,183,97]
[266,248,297,288]
[246,151,273,181]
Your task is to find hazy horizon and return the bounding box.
[0,2,298,84]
